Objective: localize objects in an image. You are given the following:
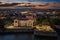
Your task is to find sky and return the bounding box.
[0,0,60,2]
[0,0,60,9]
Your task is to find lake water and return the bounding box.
[0,33,34,40]
[0,33,57,40]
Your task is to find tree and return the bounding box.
[36,15,44,25]
[5,15,13,27]
[0,19,5,30]
[52,19,60,25]
[41,19,50,25]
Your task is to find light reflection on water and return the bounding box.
[0,34,34,40]
[0,33,57,40]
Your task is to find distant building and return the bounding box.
[21,11,28,14]
[46,12,50,14]
[52,11,56,14]
[37,12,43,15]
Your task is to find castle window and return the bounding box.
[15,21,18,23]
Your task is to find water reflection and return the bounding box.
[0,33,57,40]
[0,33,34,40]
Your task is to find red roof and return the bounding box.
[18,18,29,20]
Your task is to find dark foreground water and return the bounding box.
[0,33,57,40]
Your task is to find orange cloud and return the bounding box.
[34,3,60,9]
[0,2,60,9]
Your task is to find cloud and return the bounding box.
[0,2,60,9]
[35,2,60,9]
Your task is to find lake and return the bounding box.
[0,33,57,40]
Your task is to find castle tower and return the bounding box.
[14,19,19,27]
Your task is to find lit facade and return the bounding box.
[14,19,34,27]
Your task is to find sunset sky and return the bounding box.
[33,2,60,9]
[0,0,60,9]
[0,0,60,2]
